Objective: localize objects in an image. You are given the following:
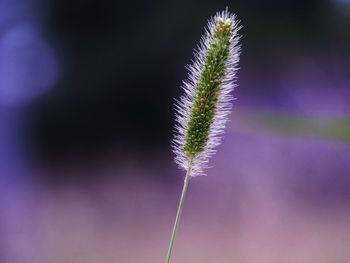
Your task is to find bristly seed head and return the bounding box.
[173,9,241,177]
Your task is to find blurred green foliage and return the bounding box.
[247,112,350,141]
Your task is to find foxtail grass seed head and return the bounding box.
[173,9,241,177]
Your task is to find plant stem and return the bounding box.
[165,159,193,263]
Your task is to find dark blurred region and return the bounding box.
[24,0,350,169]
[1,0,350,262]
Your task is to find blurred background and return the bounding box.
[1,0,350,262]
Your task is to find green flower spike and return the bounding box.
[165,9,241,263]
[173,10,241,177]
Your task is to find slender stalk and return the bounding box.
[165,159,193,263]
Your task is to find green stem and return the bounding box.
[165,159,193,263]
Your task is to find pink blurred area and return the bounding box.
[1,125,350,262]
